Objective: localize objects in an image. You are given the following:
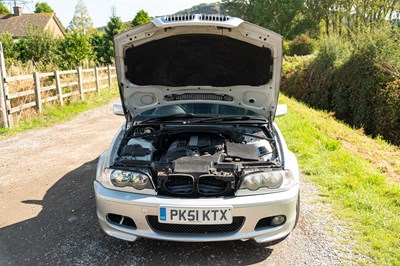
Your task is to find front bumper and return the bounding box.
[94,181,299,243]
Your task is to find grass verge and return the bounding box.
[0,85,119,139]
[276,94,400,265]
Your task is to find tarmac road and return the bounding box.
[0,102,353,265]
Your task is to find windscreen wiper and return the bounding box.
[140,113,196,123]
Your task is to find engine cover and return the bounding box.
[161,134,224,162]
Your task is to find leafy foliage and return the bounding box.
[69,0,94,34]
[222,0,400,38]
[287,35,315,56]
[59,30,93,68]
[121,21,132,32]
[281,27,400,145]
[175,3,224,15]
[0,33,19,62]
[90,31,107,65]
[34,2,54,13]
[17,27,61,66]
[0,2,10,14]
[132,10,151,27]
[222,0,304,38]
[374,80,400,145]
[102,9,123,64]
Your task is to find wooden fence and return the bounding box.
[0,43,117,128]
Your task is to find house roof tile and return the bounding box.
[0,13,65,38]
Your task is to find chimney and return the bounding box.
[13,6,22,16]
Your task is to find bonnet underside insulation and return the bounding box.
[125,34,273,87]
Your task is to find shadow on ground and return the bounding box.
[0,159,274,265]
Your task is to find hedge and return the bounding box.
[281,31,400,145]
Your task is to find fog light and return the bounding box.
[271,215,286,226]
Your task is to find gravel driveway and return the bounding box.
[0,102,354,265]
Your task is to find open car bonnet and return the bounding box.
[114,15,283,121]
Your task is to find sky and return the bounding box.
[7,0,221,28]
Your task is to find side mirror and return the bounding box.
[275,104,287,117]
[113,103,124,116]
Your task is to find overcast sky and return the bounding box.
[9,0,220,28]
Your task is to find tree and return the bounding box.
[69,0,93,34]
[60,30,93,68]
[0,33,19,62]
[0,2,10,14]
[132,10,151,27]
[121,21,133,31]
[175,3,224,15]
[222,0,304,38]
[34,2,54,13]
[90,31,107,65]
[103,8,123,64]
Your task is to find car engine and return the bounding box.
[114,124,281,197]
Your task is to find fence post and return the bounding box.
[0,77,7,128]
[0,42,8,128]
[95,67,100,94]
[4,86,12,127]
[33,71,42,113]
[107,65,112,88]
[77,67,84,100]
[55,70,63,106]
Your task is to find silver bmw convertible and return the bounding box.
[94,14,300,243]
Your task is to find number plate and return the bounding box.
[159,206,233,224]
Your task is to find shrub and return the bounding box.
[0,33,19,63]
[59,30,93,69]
[288,34,314,56]
[331,53,383,132]
[90,32,107,65]
[373,80,400,145]
[282,55,333,110]
[283,40,291,55]
[17,27,61,66]
[317,35,352,66]
[373,80,400,144]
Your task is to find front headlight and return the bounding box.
[96,168,156,195]
[237,170,296,195]
[110,170,151,190]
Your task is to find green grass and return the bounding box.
[0,86,119,139]
[276,94,400,265]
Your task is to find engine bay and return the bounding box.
[113,124,282,197]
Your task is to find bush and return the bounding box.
[332,53,381,131]
[282,55,333,110]
[287,35,314,56]
[17,28,61,65]
[281,28,400,145]
[374,80,400,144]
[90,32,107,65]
[0,33,19,63]
[59,30,93,69]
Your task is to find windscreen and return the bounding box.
[125,34,273,87]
